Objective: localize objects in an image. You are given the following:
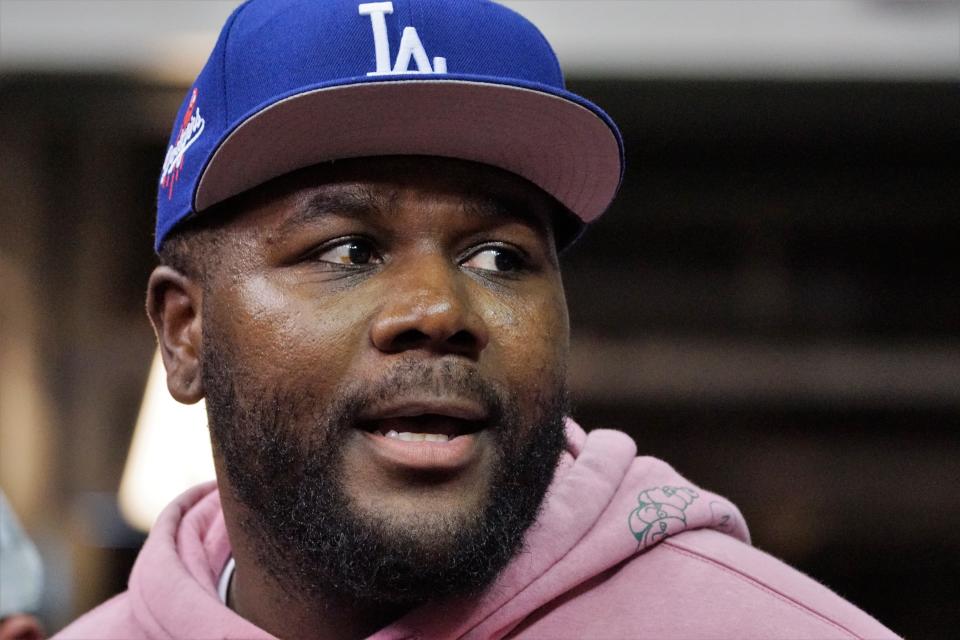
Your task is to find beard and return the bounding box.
[201,321,568,608]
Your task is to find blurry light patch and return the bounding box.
[119,350,214,532]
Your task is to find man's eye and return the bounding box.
[313,239,381,266]
[462,247,525,273]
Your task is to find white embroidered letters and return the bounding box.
[159,87,205,199]
[358,1,448,75]
[358,2,394,73]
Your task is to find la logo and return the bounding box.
[359,2,448,75]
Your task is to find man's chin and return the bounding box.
[341,504,493,588]
[344,493,492,560]
[344,483,493,538]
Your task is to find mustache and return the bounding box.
[277,358,510,440]
[337,359,507,424]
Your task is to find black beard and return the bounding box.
[201,326,568,608]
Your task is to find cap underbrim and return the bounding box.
[195,78,623,230]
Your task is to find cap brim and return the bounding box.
[195,78,623,225]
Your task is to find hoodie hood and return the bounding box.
[114,419,748,639]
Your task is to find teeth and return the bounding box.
[383,430,450,443]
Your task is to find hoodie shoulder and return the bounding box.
[51,592,145,640]
[509,528,899,640]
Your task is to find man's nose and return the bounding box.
[369,259,490,359]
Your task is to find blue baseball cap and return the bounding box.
[156,0,624,251]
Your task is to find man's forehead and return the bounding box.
[245,156,559,237]
[289,156,554,200]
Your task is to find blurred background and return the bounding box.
[1,0,958,636]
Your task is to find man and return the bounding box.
[56,1,896,638]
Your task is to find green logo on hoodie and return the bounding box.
[629,485,699,548]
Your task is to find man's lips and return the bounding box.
[354,396,490,470]
[355,397,489,439]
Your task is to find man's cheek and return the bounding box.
[501,327,566,392]
[229,278,370,372]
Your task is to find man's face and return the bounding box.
[198,156,570,604]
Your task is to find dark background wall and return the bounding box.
[1,74,958,637]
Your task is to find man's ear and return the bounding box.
[146,266,205,404]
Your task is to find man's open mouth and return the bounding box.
[355,398,489,443]
[358,415,486,443]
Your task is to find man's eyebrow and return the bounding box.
[462,194,550,234]
[277,187,385,236]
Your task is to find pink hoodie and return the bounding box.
[56,421,897,639]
